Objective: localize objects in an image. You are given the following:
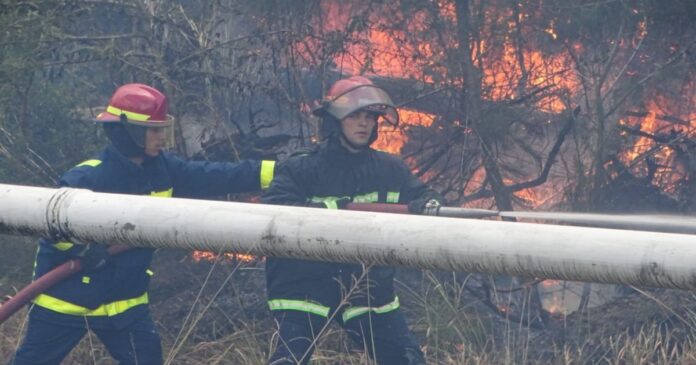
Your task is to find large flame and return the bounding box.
[618,86,696,192]
[373,109,435,154]
[304,0,582,161]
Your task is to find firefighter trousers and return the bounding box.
[8,310,162,365]
[269,308,425,365]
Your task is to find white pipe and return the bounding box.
[0,183,694,290]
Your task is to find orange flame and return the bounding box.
[618,86,696,192]
[372,109,435,154]
[296,0,585,161]
[482,43,578,113]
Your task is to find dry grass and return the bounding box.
[3,248,696,364]
[5,294,696,364]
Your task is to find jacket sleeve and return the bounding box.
[396,159,443,204]
[261,158,310,206]
[166,153,275,198]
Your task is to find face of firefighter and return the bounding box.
[339,110,378,152]
[143,127,168,157]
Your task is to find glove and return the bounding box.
[307,196,352,209]
[408,197,442,215]
[76,243,110,271]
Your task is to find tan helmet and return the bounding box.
[313,76,399,127]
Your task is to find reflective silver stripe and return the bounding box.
[342,296,400,322]
[267,299,330,317]
[386,191,400,203]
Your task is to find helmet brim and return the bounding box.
[94,108,174,127]
[323,85,400,126]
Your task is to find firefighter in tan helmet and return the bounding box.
[262,76,442,364]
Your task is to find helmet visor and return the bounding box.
[325,85,399,126]
[122,119,176,150]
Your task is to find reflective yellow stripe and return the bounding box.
[268,299,330,317]
[82,276,90,284]
[353,192,378,203]
[260,160,275,190]
[342,296,400,322]
[150,188,173,197]
[386,191,400,203]
[33,293,149,316]
[312,192,400,205]
[76,159,102,167]
[310,196,351,210]
[106,105,151,121]
[146,269,154,276]
[53,241,74,251]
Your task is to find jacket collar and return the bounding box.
[323,136,371,165]
[105,144,161,174]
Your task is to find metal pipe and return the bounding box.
[1,183,696,290]
[348,203,696,234]
[498,211,696,235]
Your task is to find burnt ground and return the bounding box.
[148,249,272,341]
[148,250,696,360]
[531,288,696,361]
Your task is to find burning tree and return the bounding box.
[280,0,696,319]
[1,0,696,362]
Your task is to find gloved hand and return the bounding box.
[408,197,442,215]
[76,243,110,271]
[307,196,352,209]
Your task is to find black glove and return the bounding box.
[76,243,110,271]
[307,196,352,209]
[408,197,442,215]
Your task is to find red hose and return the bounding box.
[345,202,410,214]
[0,245,130,324]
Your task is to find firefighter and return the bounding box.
[262,76,442,365]
[8,83,275,365]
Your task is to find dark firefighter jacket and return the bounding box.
[262,136,441,322]
[32,145,275,327]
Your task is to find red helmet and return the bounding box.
[95,83,173,127]
[313,76,399,126]
[95,83,175,152]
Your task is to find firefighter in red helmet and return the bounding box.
[9,83,275,365]
[262,76,442,364]
[95,83,176,158]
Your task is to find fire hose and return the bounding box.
[1,202,695,324]
[0,245,130,323]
